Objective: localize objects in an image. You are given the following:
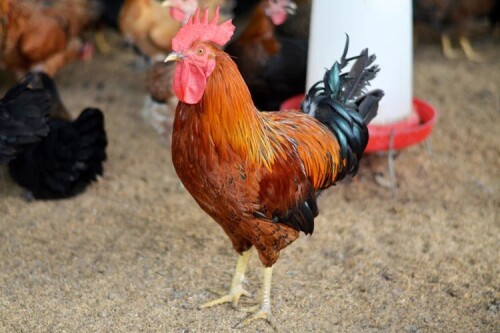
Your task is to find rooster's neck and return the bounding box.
[189,51,277,168]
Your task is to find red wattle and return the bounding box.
[173,62,206,104]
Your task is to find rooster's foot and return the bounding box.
[236,306,275,329]
[200,287,252,309]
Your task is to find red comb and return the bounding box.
[172,6,235,51]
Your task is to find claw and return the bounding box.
[200,287,252,309]
[239,304,259,313]
[236,307,275,329]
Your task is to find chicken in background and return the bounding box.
[97,0,124,29]
[200,0,234,19]
[489,1,500,33]
[36,0,101,39]
[118,0,199,61]
[142,60,177,143]
[231,0,260,16]
[8,72,107,200]
[225,0,308,111]
[0,77,51,165]
[230,0,309,40]
[275,0,310,39]
[89,0,125,53]
[0,0,96,77]
[38,0,104,56]
[414,0,498,62]
[164,8,383,326]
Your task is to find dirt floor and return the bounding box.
[0,31,499,332]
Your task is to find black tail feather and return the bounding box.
[302,35,384,180]
[342,48,379,102]
[355,89,385,125]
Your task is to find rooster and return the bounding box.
[8,72,107,200]
[0,77,51,165]
[225,0,307,111]
[164,8,383,326]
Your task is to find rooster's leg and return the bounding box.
[238,266,274,328]
[441,34,458,59]
[200,248,252,309]
[458,36,484,62]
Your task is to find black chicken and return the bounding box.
[8,72,107,199]
[0,79,51,165]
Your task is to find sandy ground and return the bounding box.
[0,31,499,333]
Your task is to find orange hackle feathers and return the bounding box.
[172,6,235,51]
[195,49,283,170]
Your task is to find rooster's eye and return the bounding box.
[196,48,204,55]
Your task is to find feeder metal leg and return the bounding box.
[388,128,397,198]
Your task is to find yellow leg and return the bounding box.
[238,266,275,328]
[441,34,458,60]
[200,248,253,309]
[95,30,112,54]
[459,36,484,62]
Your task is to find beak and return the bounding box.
[164,52,185,63]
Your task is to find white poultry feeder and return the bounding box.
[278,0,437,194]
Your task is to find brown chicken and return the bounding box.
[36,0,101,38]
[201,0,234,19]
[142,60,177,140]
[414,0,497,61]
[225,0,308,110]
[164,8,383,326]
[0,0,94,77]
[146,61,176,103]
[118,0,199,60]
[275,0,310,39]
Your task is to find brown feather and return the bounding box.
[0,0,83,77]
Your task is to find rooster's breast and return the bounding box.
[171,107,258,225]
